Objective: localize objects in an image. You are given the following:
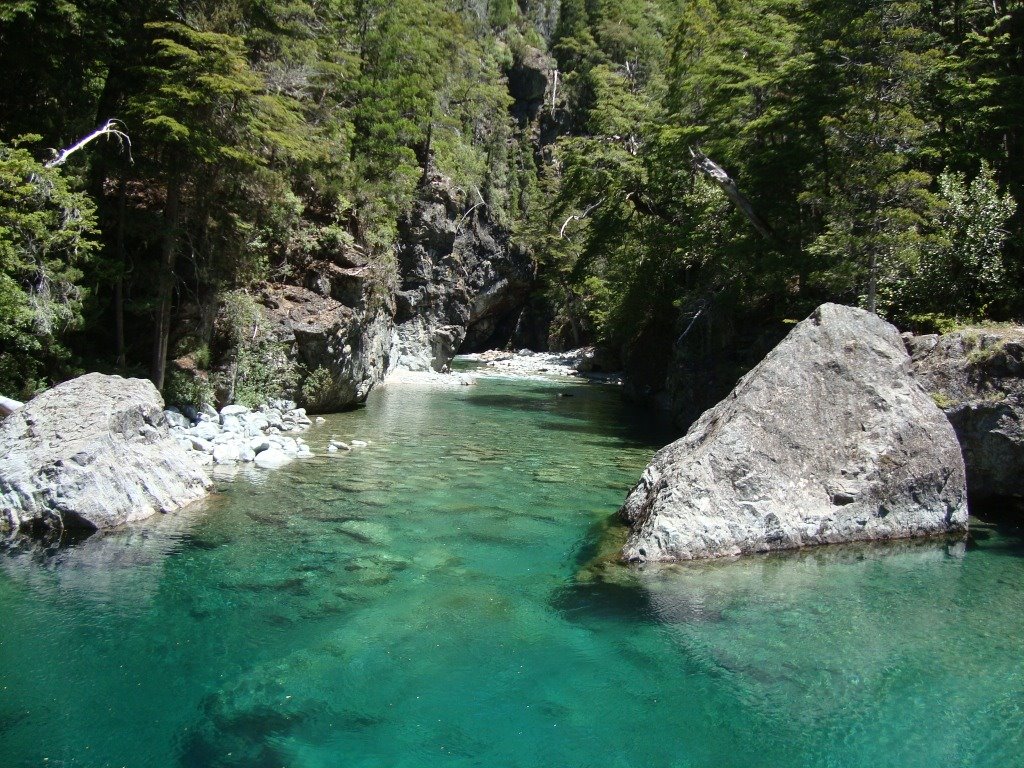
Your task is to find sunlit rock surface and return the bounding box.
[620,304,968,562]
[0,373,210,537]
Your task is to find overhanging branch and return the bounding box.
[46,119,132,168]
[559,198,605,240]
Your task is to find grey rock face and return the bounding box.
[0,373,211,537]
[246,171,533,408]
[620,304,968,563]
[257,284,394,412]
[907,328,1024,501]
[392,169,533,371]
[508,46,555,124]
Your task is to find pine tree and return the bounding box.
[800,0,938,313]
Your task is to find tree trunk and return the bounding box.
[867,248,878,315]
[151,176,182,391]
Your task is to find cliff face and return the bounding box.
[907,327,1024,503]
[393,169,534,371]
[170,46,558,412]
[230,170,533,411]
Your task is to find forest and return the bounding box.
[1,0,1022,406]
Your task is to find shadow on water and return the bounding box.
[967,500,1024,556]
[550,513,663,625]
[463,392,591,417]
[536,419,666,448]
[177,702,316,768]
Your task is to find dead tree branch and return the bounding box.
[690,148,776,242]
[559,198,605,239]
[46,119,132,168]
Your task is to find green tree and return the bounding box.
[0,138,98,395]
[801,0,938,313]
[894,163,1018,319]
[129,15,310,389]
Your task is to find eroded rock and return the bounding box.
[0,373,211,537]
[620,304,968,563]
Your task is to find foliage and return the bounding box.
[534,0,1024,364]
[163,368,215,409]
[219,290,298,407]
[4,0,1024,400]
[913,164,1015,317]
[0,137,98,395]
[298,366,339,412]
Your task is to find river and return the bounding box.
[1,369,1022,767]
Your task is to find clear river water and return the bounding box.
[1,369,1023,768]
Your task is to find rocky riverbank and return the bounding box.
[460,347,622,382]
[907,326,1024,502]
[162,400,318,469]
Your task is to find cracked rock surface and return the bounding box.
[620,304,968,563]
[1,373,211,538]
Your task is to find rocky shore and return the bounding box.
[162,400,318,469]
[460,347,622,382]
[907,327,1024,502]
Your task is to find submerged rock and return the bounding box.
[0,373,211,537]
[907,327,1024,502]
[620,304,968,563]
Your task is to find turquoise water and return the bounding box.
[1,372,1023,768]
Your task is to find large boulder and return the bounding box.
[907,327,1024,501]
[0,373,211,537]
[620,304,968,563]
[256,284,393,412]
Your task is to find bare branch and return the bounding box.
[46,119,132,168]
[559,198,605,239]
[456,202,486,233]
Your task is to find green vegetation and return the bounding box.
[930,391,959,410]
[537,0,1024,362]
[0,0,542,397]
[1,0,1023,400]
[0,137,98,396]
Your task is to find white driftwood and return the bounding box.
[46,119,131,168]
[559,198,605,239]
[0,396,24,418]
